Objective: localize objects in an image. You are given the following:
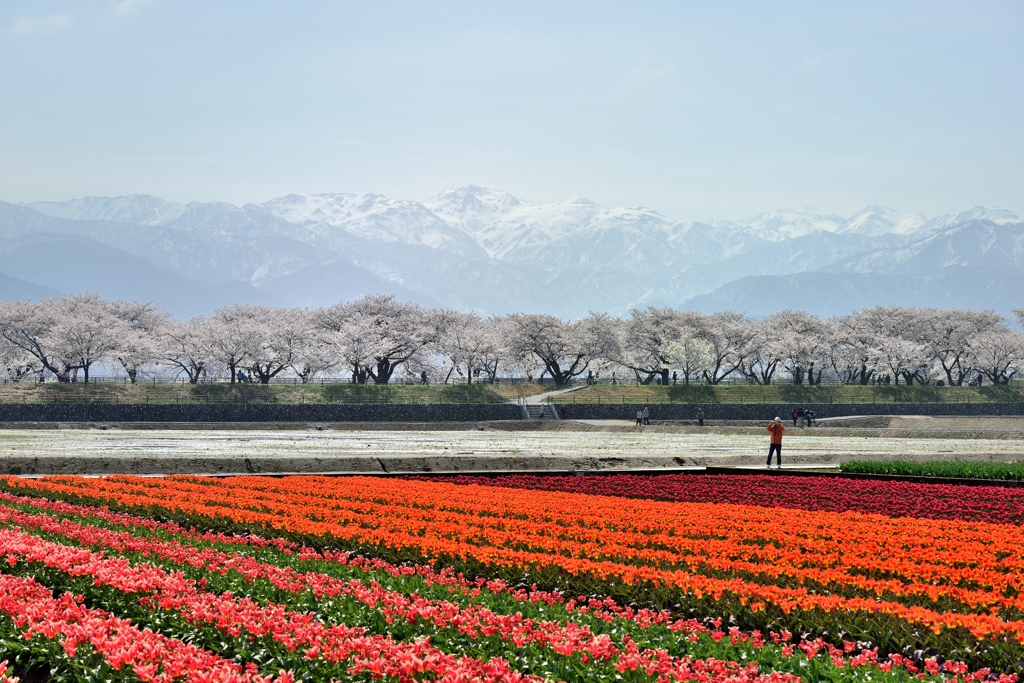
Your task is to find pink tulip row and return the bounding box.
[0,570,290,683]
[0,526,546,683]
[0,488,1010,683]
[0,508,804,683]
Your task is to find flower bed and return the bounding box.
[2,475,1023,676]
[416,473,1024,524]
[840,460,1024,481]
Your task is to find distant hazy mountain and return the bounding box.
[682,266,1024,319]
[2,188,1017,319]
[0,270,62,301]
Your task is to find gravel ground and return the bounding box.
[0,421,1021,475]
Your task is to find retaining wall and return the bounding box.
[559,402,1024,421]
[0,402,1022,423]
[0,403,522,423]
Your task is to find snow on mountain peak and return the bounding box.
[717,208,847,241]
[26,195,176,225]
[260,193,360,227]
[839,206,926,236]
[261,192,483,255]
[420,185,528,235]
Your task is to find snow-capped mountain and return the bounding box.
[420,186,527,236]
[838,206,927,236]
[6,187,1021,318]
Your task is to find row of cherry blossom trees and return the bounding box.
[0,293,1022,386]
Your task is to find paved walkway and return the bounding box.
[522,385,587,405]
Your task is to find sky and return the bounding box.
[1,1,1022,221]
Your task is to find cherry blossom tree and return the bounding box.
[771,310,828,385]
[209,305,260,383]
[161,317,216,384]
[506,312,619,385]
[315,295,438,384]
[661,334,713,384]
[0,332,41,381]
[107,300,169,383]
[249,307,328,384]
[684,311,755,385]
[285,311,335,383]
[970,328,1024,385]
[435,312,503,384]
[0,295,124,383]
[0,300,68,381]
[617,308,684,385]
[870,335,929,385]
[737,317,782,385]
[917,308,1002,386]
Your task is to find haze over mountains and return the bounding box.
[0,187,1020,319]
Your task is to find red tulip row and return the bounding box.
[417,473,1024,524]
[1,485,1006,683]
[0,497,819,682]
[6,501,858,683]
[14,473,1024,647]
[0,485,716,639]
[0,526,548,683]
[0,570,289,683]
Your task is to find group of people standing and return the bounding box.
[790,407,815,427]
[635,406,650,425]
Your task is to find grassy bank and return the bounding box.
[0,382,547,405]
[552,383,1024,404]
[840,459,1024,480]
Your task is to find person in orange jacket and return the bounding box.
[766,417,784,468]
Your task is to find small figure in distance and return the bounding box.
[696,408,705,427]
[636,407,643,426]
[420,370,428,385]
[766,416,784,469]
[643,406,650,425]
[807,409,815,427]
[791,408,798,427]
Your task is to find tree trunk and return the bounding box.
[859,364,872,385]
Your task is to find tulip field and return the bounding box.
[0,474,1019,682]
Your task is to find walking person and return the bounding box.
[636,408,643,426]
[696,408,705,427]
[643,406,650,425]
[791,408,798,427]
[766,417,784,468]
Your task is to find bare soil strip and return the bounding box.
[0,416,1020,475]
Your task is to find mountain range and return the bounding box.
[0,187,1020,319]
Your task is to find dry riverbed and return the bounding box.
[0,416,1022,476]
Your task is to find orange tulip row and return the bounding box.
[8,474,1024,643]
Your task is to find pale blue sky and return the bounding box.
[1,1,1021,220]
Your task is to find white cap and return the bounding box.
[774,417,780,421]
